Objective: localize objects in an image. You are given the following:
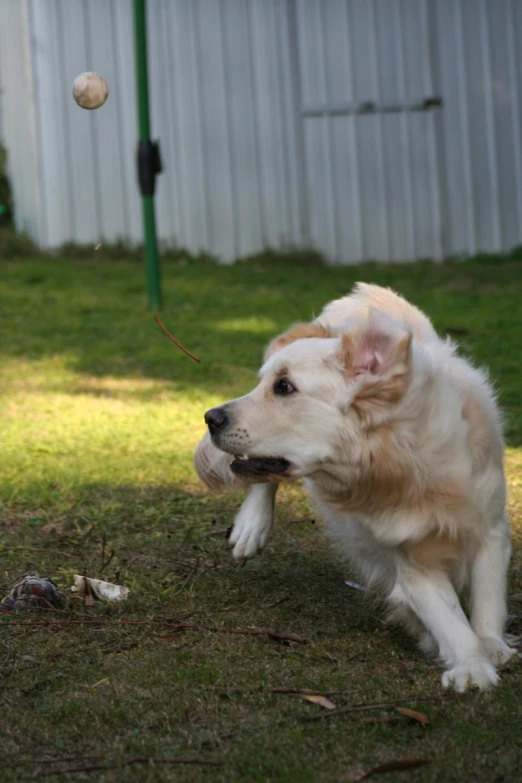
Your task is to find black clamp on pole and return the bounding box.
[137,140,162,197]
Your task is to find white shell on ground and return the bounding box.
[70,575,129,602]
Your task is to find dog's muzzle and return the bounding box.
[204,406,291,480]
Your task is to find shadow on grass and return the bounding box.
[1,255,521,443]
[2,482,522,781]
[8,478,520,658]
[1,480,393,651]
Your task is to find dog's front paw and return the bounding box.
[229,515,271,561]
[441,654,499,692]
[228,484,276,562]
[480,637,519,667]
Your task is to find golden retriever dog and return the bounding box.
[194,283,517,691]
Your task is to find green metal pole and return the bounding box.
[133,0,162,310]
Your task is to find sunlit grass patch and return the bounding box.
[215,316,278,334]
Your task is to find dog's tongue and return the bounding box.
[230,457,290,477]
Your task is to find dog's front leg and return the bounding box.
[229,483,278,562]
[390,566,499,692]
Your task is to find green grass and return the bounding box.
[0,251,521,782]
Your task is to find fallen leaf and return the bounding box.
[395,707,429,726]
[305,693,450,722]
[266,631,308,645]
[340,771,366,783]
[361,759,430,779]
[269,687,340,696]
[303,694,337,710]
[342,758,431,782]
[157,636,192,651]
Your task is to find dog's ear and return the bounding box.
[264,322,331,360]
[338,311,412,411]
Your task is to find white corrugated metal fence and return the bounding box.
[1,0,521,262]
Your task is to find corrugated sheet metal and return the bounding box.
[434,0,522,255]
[0,0,522,262]
[146,0,302,259]
[296,0,444,261]
[0,0,42,241]
[26,0,141,246]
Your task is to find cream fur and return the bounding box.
[194,283,517,691]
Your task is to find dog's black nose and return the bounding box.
[204,407,229,434]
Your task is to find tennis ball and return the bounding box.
[72,72,109,110]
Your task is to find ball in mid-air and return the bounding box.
[72,72,109,110]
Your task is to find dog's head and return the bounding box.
[204,312,412,482]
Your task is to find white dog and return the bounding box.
[194,283,517,691]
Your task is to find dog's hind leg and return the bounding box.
[390,565,499,691]
[387,603,439,659]
[229,483,278,562]
[469,517,519,666]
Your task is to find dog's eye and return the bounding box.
[273,378,296,396]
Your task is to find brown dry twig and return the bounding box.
[0,617,307,645]
[344,758,430,782]
[35,756,223,777]
[304,693,457,721]
[161,623,308,645]
[0,754,100,770]
[154,315,201,362]
[0,547,74,559]
[269,687,344,696]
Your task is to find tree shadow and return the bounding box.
[1,257,520,444]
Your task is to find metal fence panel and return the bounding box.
[1,0,522,261]
[296,0,445,262]
[434,0,522,256]
[0,0,42,241]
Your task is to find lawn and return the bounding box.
[1,249,521,782]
